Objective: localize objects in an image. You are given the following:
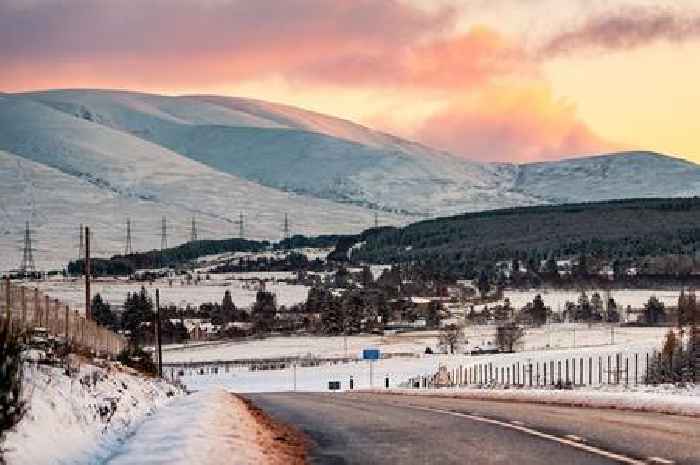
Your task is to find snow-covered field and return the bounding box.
[163,324,668,363]
[174,323,670,395]
[163,332,438,363]
[503,289,682,311]
[4,361,180,465]
[179,339,665,394]
[30,276,310,312]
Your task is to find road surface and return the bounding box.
[246,392,700,465]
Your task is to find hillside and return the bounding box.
[349,197,700,276]
[1,89,700,270]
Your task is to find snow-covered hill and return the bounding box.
[1,89,699,270]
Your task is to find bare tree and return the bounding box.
[439,323,465,354]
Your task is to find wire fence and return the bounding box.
[0,278,127,357]
[409,346,697,389]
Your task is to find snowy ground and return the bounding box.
[503,289,682,311]
[4,361,180,465]
[162,324,668,363]
[30,275,310,313]
[369,384,700,417]
[104,388,291,465]
[173,324,670,395]
[178,338,671,395]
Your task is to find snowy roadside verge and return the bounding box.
[4,361,181,465]
[362,384,700,417]
[104,388,308,465]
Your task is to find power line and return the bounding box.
[124,218,133,255]
[283,213,290,241]
[161,216,168,250]
[190,216,198,242]
[20,221,36,274]
[233,212,244,239]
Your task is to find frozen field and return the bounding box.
[30,275,310,312]
[163,324,668,363]
[180,338,668,394]
[162,332,440,363]
[172,323,669,393]
[503,288,682,311]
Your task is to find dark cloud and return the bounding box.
[541,6,700,56]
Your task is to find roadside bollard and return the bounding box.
[385,376,389,389]
[349,376,354,390]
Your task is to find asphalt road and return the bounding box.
[245,392,700,465]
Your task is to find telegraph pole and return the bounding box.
[85,226,91,320]
[155,289,163,377]
[78,223,84,263]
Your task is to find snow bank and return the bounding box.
[370,384,700,417]
[105,389,277,465]
[4,362,181,465]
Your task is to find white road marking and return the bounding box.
[510,420,525,426]
[409,406,647,465]
[565,434,585,442]
[647,458,674,464]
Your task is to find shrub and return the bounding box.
[0,327,27,464]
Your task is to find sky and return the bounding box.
[1,0,699,163]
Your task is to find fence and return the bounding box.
[407,348,693,389]
[0,278,127,357]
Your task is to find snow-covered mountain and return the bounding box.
[1,89,698,270]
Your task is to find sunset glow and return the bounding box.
[2,0,699,162]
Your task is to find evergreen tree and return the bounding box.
[121,287,154,345]
[477,270,491,298]
[426,301,442,329]
[643,296,666,325]
[0,326,26,464]
[252,290,277,333]
[590,292,604,321]
[605,296,620,323]
[92,294,117,330]
[521,294,548,326]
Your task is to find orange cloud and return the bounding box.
[294,26,534,89]
[415,84,618,162]
[0,0,619,162]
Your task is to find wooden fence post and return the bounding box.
[64,305,70,340]
[19,286,26,333]
[33,288,39,327]
[44,295,49,329]
[53,299,59,336]
[4,276,11,332]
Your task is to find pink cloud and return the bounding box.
[0,0,454,89]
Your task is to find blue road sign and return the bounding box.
[363,349,380,360]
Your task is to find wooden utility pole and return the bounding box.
[155,289,163,377]
[85,226,91,320]
[4,275,10,332]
